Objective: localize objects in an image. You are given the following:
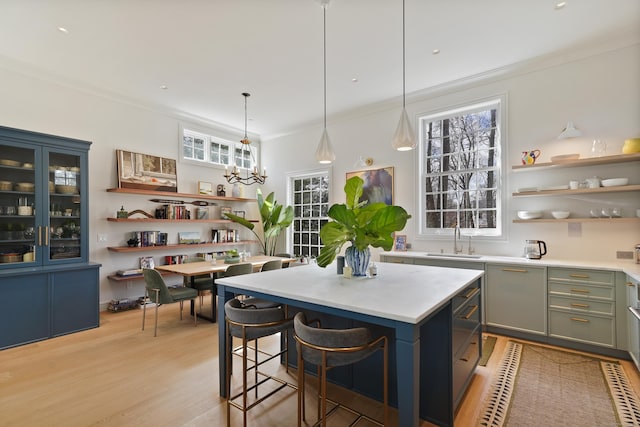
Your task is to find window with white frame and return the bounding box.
[418,97,504,237]
[182,128,255,169]
[287,170,330,258]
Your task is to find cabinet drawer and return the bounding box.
[453,326,481,407]
[548,281,614,301]
[452,281,481,314]
[548,268,614,285]
[548,295,615,316]
[453,292,480,356]
[381,256,413,264]
[549,309,615,347]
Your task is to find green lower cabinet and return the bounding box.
[547,267,619,348]
[485,264,546,335]
[627,276,640,369]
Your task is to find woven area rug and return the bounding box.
[478,341,640,427]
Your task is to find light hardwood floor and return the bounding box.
[1,302,638,426]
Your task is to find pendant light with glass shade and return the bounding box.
[391,0,416,151]
[315,0,336,164]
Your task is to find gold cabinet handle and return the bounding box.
[38,226,42,246]
[570,317,589,323]
[628,282,636,287]
[570,303,589,308]
[463,305,478,320]
[502,268,527,273]
[570,288,590,294]
[45,226,49,246]
[461,287,480,299]
[460,340,478,362]
[570,274,590,279]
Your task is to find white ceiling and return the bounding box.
[0,0,638,139]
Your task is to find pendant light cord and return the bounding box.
[323,6,327,129]
[402,0,406,109]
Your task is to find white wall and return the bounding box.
[0,43,638,306]
[262,44,640,262]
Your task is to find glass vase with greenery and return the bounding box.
[317,176,411,275]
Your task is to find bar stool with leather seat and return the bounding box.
[141,268,198,337]
[293,311,388,426]
[224,297,295,427]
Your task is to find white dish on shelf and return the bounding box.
[0,159,21,167]
[550,153,580,163]
[517,210,542,220]
[601,178,629,187]
[551,210,570,219]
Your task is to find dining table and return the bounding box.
[215,261,484,427]
[155,255,294,322]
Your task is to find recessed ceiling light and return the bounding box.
[160,85,168,90]
[432,49,440,55]
[57,27,69,34]
[351,78,358,83]
[555,2,566,10]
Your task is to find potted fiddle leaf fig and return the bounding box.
[317,176,411,276]
[224,189,294,256]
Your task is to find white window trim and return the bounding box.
[415,93,508,242]
[179,123,261,172]
[285,166,332,256]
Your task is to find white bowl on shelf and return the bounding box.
[551,210,570,219]
[517,210,542,220]
[601,178,629,187]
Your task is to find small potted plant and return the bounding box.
[224,249,241,264]
[317,176,411,276]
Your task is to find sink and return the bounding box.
[424,252,483,259]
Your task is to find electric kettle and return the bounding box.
[524,240,547,259]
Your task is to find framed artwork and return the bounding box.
[139,256,155,269]
[198,181,213,195]
[346,166,394,205]
[394,234,407,251]
[116,149,177,192]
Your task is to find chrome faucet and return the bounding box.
[453,224,462,254]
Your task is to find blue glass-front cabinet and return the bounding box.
[0,126,100,349]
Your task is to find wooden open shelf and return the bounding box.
[513,217,640,224]
[512,152,640,171]
[106,187,256,202]
[106,218,258,223]
[513,184,640,197]
[107,240,258,253]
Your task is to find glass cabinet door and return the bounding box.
[0,144,38,265]
[47,151,82,262]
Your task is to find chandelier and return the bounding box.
[223,92,267,185]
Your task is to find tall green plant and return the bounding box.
[317,176,411,267]
[224,189,294,256]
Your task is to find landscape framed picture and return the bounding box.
[198,181,213,195]
[346,166,394,205]
[116,149,178,192]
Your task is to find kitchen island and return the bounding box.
[216,261,483,427]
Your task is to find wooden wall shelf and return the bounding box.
[107,240,258,253]
[513,217,640,224]
[513,184,640,197]
[106,187,256,202]
[106,218,258,223]
[512,153,640,171]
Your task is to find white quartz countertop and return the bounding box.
[216,262,483,324]
[381,251,640,282]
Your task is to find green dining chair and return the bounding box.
[260,259,282,272]
[142,268,198,337]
